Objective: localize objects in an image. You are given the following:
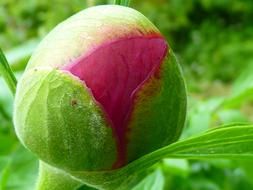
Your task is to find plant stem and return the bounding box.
[0,48,17,95]
[114,0,131,6]
[114,0,121,5]
[36,161,83,190]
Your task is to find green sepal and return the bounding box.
[14,68,117,171]
[127,49,187,162]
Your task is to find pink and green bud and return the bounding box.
[14,5,186,172]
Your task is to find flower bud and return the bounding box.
[14,5,186,172]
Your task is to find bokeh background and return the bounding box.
[1,0,253,189]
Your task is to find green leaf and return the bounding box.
[162,159,190,177]
[77,184,97,190]
[66,124,253,190]
[239,160,253,186]
[224,62,253,107]
[189,178,220,190]
[114,0,121,4]
[114,0,131,6]
[0,48,17,95]
[0,76,16,133]
[0,134,17,155]
[183,98,224,138]
[5,39,39,72]
[217,110,249,124]
[0,145,38,190]
[0,77,14,118]
[132,169,164,190]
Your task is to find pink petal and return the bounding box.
[63,35,167,167]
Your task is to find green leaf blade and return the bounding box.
[70,125,253,190]
[0,48,17,95]
[114,0,131,6]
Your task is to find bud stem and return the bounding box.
[114,0,131,6]
[0,47,17,95]
[36,161,83,190]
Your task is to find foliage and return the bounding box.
[1,0,253,190]
[135,0,253,83]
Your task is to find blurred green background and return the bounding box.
[1,0,253,189]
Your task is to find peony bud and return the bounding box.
[14,5,186,172]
